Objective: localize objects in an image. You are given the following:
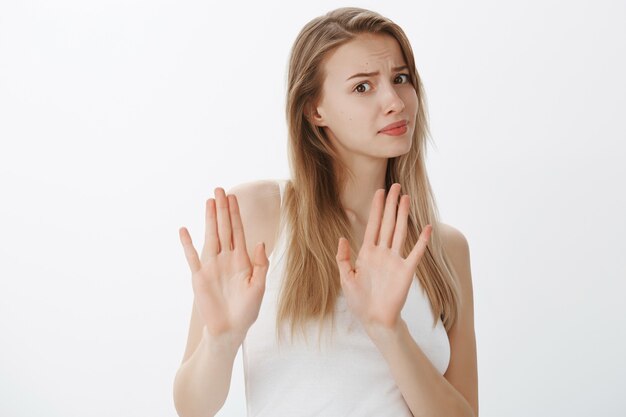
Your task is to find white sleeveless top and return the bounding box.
[242,179,450,417]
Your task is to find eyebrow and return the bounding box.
[345,65,409,81]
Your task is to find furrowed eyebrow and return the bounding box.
[345,65,409,81]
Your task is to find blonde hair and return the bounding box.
[275,6,461,346]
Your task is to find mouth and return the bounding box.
[379,120,408,133]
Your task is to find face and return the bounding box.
[310,32,418,160]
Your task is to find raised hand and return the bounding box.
[179,187,269,345]
[335,183,432,334]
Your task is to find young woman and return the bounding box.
[174,7,478,417]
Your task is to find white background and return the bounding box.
[1,1,625,416]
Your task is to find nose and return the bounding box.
[381,82,405,114]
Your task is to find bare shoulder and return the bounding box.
[226,179,283,260]
[437,222,470,257]
[227,179,281,201]
[226,179,280,205]
[436,222,472,288]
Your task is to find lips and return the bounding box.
[379,119,408,132]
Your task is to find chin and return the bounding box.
[392,139,413,156]
[384,148,411,159]
[393,149,411,158]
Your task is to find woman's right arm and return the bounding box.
[173,184,271,417]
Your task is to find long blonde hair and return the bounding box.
[275,6,461,346]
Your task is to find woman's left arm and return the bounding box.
[335,185,478,417]
[367,225,478,417]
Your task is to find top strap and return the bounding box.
[277,179,288,207]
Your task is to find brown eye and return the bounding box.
[395,74,410,83]
[354,83,370,93]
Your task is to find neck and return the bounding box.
[337,154,388,228]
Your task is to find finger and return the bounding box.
[405,224,433,270]
[362,189,385,247]
[179,227,202,273]
[202,198,219,259]
[391,194,409,254]
[335,237,354,283]
[250,242,269,289]
[214,187,233,252]
[228,194,248,255]
[379,183,402,248]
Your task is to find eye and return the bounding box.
[354,82,371,94]
[395,73,410,84]
[353,73,411,94]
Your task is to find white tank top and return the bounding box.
[242,179,450,417]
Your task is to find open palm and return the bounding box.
[335,183,432,332]
[179,187,269,344]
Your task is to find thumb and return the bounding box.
[335,237,354,282]
[251,241,269,289]
[406,225,432,270]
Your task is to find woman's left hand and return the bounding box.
[335,183,432,335]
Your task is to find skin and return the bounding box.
[336,184,433,332]
[313,32,478,416]
[309,32,419,244]
[177,31,478,417]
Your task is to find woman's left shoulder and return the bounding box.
[436,222,469,254]
[435,222,472,289]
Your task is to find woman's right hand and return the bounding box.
[178,187,269,345]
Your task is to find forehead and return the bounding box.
[323,33,406,78]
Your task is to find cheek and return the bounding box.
[331,101,362,128]
[345,99,375,121]
[403,88,418,108]
[326,103,373,145]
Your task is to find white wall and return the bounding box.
[1,0,624,416]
